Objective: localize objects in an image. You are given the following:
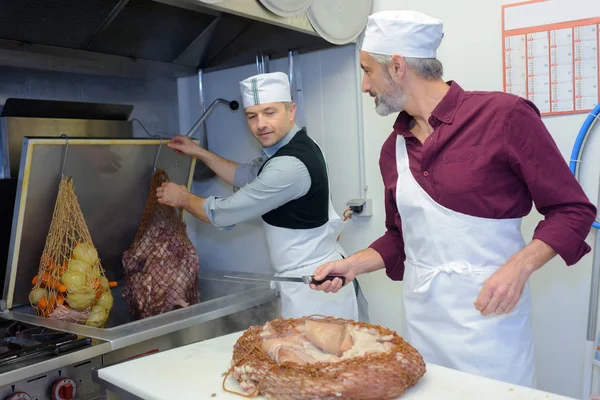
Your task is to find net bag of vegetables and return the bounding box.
[224,316,427,400]
[29,176,114,328]
[122,169,200,319]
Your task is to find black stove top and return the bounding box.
[0,319,91,369]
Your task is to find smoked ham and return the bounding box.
[121,170,200,319]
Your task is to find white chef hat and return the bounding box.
[360,10,444,58]
[239,72,292,109]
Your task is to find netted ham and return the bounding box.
[224,316,426,399]
[121,169,200,319]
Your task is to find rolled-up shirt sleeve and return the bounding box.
[233,157,264,188]
[368,134,407,280]
[505,98,597,265]
[202,156,311,229]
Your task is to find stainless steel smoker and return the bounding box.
[0,101,278,400]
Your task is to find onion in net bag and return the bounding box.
[29,176,114,328]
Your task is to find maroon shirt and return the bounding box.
[369,81,597,280]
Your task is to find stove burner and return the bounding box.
[0,319,81,365]
[0,321,73,344]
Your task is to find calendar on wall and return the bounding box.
[502,0,599,116]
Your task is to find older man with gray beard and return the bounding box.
[310,10,596,388]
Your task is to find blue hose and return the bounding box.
[569,103,600,229]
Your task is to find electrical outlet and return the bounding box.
[346,198,372,217]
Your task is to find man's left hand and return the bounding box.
[474,262,532,316]
[156,182,189,208]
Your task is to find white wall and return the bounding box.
[353,1,600,399]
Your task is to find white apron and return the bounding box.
[262,140,368,322]
[395,135,537,388]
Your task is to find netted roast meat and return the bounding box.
[225,316,426,399]
[122,169,200,319]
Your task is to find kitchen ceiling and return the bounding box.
[0,0,333,74]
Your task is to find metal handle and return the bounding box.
[53,337,92,355]
[185,98,239,140]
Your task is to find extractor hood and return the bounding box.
[0,0,335,78]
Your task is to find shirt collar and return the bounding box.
[261,124,301,158]
[393,81,465,137]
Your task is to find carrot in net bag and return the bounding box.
[29,176,114,328]
[122,169,200,319]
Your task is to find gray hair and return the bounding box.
[368,52,444,81]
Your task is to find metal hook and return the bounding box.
[153,137,163,171]
[60,134,69,177]
[130,118,155,138]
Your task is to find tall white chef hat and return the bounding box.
[239,72,292,109]
[360,10,444,58]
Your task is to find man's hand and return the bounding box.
[309,258,357,293]
[473,263,531,316]
[310,248,385,293]
[156,182,189,208]
[474,239,555,316]
[168,136,201,157]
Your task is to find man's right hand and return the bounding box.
[310,258,357,294]
[310,248,385,293]
[168,136,201,157]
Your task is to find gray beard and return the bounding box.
[375,92,406,116]
[375,72,408,116]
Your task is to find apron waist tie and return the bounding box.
[412,260,475,294]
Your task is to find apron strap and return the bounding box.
[412,260,474,294]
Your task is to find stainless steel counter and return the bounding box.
[0,270,278,394]
[4,270,277,350]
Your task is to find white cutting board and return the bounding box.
[98,331,576,400]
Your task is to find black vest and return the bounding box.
[257,129,329,229]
